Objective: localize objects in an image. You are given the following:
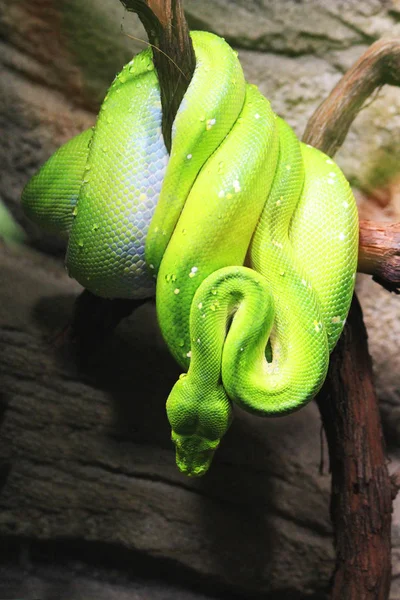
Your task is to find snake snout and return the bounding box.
[171,432,219,477]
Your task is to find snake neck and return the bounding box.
[166,265,275,476]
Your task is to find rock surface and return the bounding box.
[0,242,333,599]
[0,0,400,598]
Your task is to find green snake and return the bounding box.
[22,31,359,476]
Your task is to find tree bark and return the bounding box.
[358,220,400,293]
[316,297,392,599]
[119,0,195,151]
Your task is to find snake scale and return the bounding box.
[22,31,359,476]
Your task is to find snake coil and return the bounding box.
[22,32,358,476]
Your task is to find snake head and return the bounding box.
[166,374,233,477]
[171,432,220,477]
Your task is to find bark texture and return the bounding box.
[317,298,393,599]
[358,220,400,293]
[120,0,195,150]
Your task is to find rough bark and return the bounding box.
[358,220,400,293]
[119,0,195,151]
[316,297,392,599]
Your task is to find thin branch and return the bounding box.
[119,0,195,151]
[304,38,400,294]
[302,39,400,294]
[303,39,400,157]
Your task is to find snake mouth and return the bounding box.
[172,432,220,477]
[177,461,211,478]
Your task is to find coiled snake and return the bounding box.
[22,31,359,476]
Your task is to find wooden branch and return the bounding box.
[316,296,392,600]
[119,0,195,151]
[358,220,400,293]
[303,39,400,158]
[303,38,400,292]
[303,41,400,600]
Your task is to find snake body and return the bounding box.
[22,31,359,476]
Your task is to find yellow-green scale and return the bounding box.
[22,129,92,236]
[156,84,279,369]
[166,266,274,477]
[66,49,168,299]
[234,118,329,414]
[289,145,359,351]
[145,31,246,274]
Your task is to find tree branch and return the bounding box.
[358,220,400,293]
[316,296,392,600]
[119,0,195,151]
[302,39,400,295]
[304,38,400,293]
[303,39,400,157]
[303,40,400,600]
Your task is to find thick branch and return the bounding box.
[359,220,400,293]
[303,40,400,600]
[316,297,392,600]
